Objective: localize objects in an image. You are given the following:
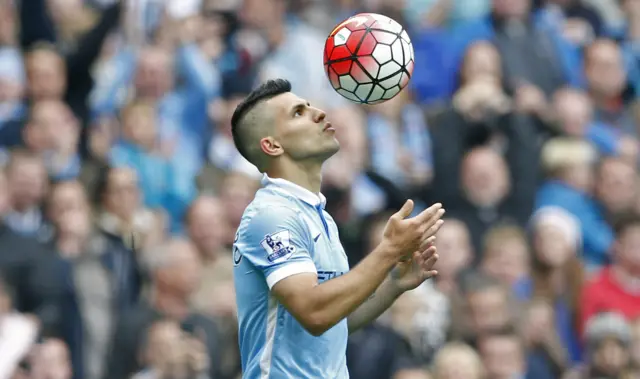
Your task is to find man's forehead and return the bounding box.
[266,92,307,114]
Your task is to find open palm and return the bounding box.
[390,238,439,292]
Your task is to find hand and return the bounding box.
[381,201,445,261]
[185,332,210,375]
[515,83,548,117]
[389,236,439,292]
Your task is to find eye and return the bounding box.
[294,109,303,117]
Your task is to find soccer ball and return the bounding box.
[323,13,414,104]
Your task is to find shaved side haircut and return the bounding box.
[231,79,292,171]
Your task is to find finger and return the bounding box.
[414,203,442,223]
[419,236,436,250]
[392,199,415,220]
[421,270,438,280]
[424,219,444,238]
[421,252,438,270]
[420,245,437,259]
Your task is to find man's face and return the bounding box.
[48,182,88,230]
[7,157,48,210]
[461,149,510,208]
[435,220,472,279]
[157,241,202,295]
[266,92,340,164]
[187,197,228,257]
[586,41,627,99]
[592,338,630,376]
[596,159,637,216]
[468,287,510,334]
[492,0,530,19]
[615,225,640,272]
[26,100,79,153]
[134,49,174,99]
[26,50,66,101]
[479,335,525,379]
[105,168,141,220]
[553,91,592,137]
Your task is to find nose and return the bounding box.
[314,108,326,123]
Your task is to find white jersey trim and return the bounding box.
[260,296,278,378]
[265,260,318,289]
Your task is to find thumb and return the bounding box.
[394,199,414,220]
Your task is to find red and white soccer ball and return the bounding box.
[323,13,414,104]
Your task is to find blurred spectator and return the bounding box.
[366,90,432,192]
[530,206,584,363]
[432,218,473,296]
[631,317,640,375]
[4,149,51,240]
[595,156,638,221]
[535,137,613,268]
[47,180,141,379]
[479,224,530,297]
[218,171,259,245]
[0,275,39,379]
[104,239,223,379]
[584,39,638,136]
[521,299,568,377]
[432,342,485,379]
[565,312,634,379]
[0,165,64,337]
[27,338,73,379]
[94,166,166,252]
[580,213,640,333]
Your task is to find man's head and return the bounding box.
[25,100,79,154]
[481,224,530,286]
[231,79,339,173]
[461,273,512,335]
[433,342,484,379]
[460,147,510,208]
[6,149,48,212]
[434,219,473,281]
[613,213,640,274]
[186,195,228,258]
[147,238,202,297]
[99,167,141,221]
[552,88,594,137]
[585,40,627,100]
[492,0,530,20]
[25,45,66,101]
[541,137,598,191]
[134,47,174,99]
[477,328,526,379]
[596,157,638,217]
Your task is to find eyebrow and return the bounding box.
[290,101,311,116]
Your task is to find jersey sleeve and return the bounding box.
[237,206,317,289]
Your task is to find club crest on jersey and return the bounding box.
[261,230,296,263]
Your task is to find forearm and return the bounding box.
[347,276,402,333]
[298,245,397,335]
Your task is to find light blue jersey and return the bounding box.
[233,175,350,379]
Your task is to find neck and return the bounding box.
[267,159,324,193]
[153,290,190,320]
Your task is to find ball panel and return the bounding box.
[350,62,372,83]
[399,72,410,89]
[339,75,357,92]
[383,86,400,100]
[400,30,410,43]
[355,83,373,101]
[346,30,366,54]
[324,37,335,64]
[330,45,352,61]
[372,44,392,65]
[337,88,360,102]
[378,60,401,80]
[379,71,402,89]
[357,33,377,56]
[331,59,352,76]
[369,84,385,102]
[400,40,412,66]
[406,60,414,75]
[371,30,397,45]
[333,28,351,46]
[391,39,404,65]
[357,56,380,78]
[326,65,340,89]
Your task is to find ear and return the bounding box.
[260,136,283,158]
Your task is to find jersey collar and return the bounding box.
[262,174,327,209]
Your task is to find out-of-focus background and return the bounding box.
[1,0,640,378]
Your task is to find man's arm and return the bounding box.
[257,201,442,337]
[345,276,402,334]
[271,243,398,336]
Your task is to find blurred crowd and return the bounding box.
[1,0,640,378]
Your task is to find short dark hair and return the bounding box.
[613,213,640,237]
[230,79,292,166]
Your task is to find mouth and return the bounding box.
[323,122,335,132]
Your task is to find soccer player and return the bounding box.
[231,79,445,378]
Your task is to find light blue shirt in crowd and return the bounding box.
[233,175,350,379]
